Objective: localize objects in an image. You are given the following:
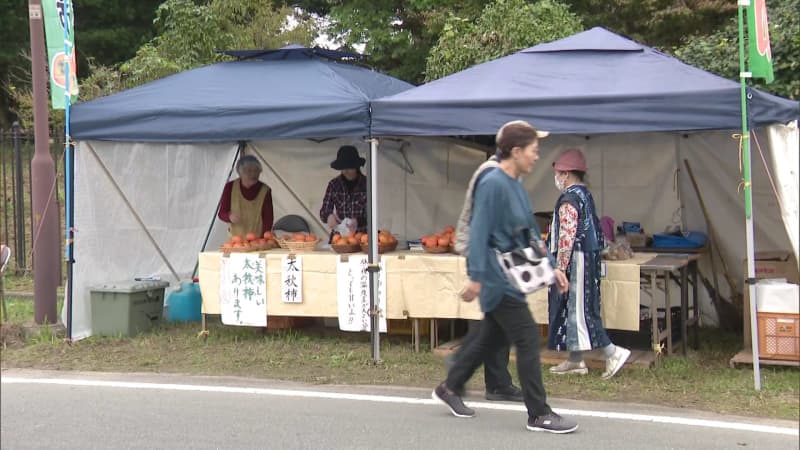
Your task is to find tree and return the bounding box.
[289,0,494,84]
[564,0,735,49]
[119,0,317,87]
[672,0,799,100]
[425,0,583,81]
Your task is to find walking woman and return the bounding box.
[547,148,630,379]
[433,120,578,434]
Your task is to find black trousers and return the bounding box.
[452,320,512,390]
[446,297,551,417]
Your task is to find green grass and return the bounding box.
[1,298,797,421]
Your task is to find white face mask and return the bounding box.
[554,174,566,192]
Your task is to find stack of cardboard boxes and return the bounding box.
[742,252,800,361]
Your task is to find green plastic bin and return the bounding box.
[90,280,170,336]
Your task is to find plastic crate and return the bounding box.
[90,280,169,336]
[757,312,800,361]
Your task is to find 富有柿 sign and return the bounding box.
[281,255,303,303]
[219,253,267,327]
[336,256,387,333]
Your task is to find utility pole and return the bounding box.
[29,0,60,324]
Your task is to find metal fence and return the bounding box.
[0,123,66,276]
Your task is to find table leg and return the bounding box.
[650,272,660,360]
[691,260,699,349]
[413,318,420,353]
[664,270,672,355]
[430,319,436,351]
[680,266,689,355]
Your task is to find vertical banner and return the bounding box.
[220,253,267,327]
[747,0,775,83]
[336,256,387,333]
[281,255,303,303]
[42,0,78,109]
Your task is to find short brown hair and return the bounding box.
[495,120,541,159]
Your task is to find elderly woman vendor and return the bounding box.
[218,155,274,236]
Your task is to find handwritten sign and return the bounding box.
[219,253,267,327]
[336,256,387,333]
[281,255,303,303]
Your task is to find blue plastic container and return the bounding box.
[165,281,202,322]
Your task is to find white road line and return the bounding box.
[2,376,797,436]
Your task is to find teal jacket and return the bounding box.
[467,169,547,312]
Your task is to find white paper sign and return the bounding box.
[281,255,303,303]
[219,253,267,327]
[336,256,387,333]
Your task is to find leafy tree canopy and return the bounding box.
[425,0,583,81]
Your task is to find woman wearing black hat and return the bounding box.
[319,145,367,236]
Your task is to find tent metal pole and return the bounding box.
[367,138,381,363]
[249,143,327,231]
[85,142,181,283]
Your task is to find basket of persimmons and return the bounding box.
[276,232,319,252]
[422,226,456,254]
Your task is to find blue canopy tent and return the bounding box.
[66,48,413,361]
[370,28,800,351]
[71,48,411,142]
[371,27,798,136]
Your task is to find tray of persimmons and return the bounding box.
[331,230,398,254]
[220,231,280,252]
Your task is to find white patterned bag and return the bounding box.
[494,232,555,294]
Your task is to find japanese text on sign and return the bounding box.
[219,253,267,327]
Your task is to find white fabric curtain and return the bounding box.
[766,121,799,267]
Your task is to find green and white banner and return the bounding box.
[747,0,775,83]
[42,0,78,109]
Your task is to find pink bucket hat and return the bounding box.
[553,148,587,172]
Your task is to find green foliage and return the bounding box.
[672,0,799,99]
[425,0,583,81]
[564,0,735,49]
[118,0,317,87]
[319,0,492,84]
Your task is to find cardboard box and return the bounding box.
[742,252,800,348]
[757,312,800,361]
[745,251,799,284]
[626,233,647,248]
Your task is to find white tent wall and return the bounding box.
[678,128,796,303]
[767,121,799,266]
[66,128,796,339]
[64,141,240,340]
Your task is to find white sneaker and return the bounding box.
[549,360,588,375]
[602,346,631,379]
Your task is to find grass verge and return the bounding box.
[1,298,797,421]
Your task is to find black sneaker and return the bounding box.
[526,412,578,434]
[485,384,524,402]
[432,382,475,418]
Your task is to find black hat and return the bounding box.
[330,145,366,170]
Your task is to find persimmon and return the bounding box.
[231,235,243,244]
[443,225,455,234]
[378,235,388,245]
[360,234,368,245]
[305,234,317,242]
[263,231,274,240]
[347,236,358,245]
[222,242,233,249]
[245,232,258,242]
[292,232,306,242]
[437,236,449,247]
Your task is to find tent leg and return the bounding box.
[367,138,381,363]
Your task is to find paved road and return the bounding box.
[2,369,797,450]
